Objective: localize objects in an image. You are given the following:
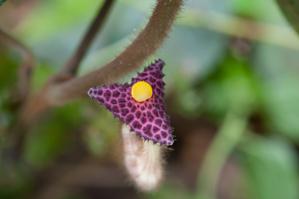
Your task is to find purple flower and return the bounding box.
[88,59,174,146]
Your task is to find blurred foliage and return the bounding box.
[1,0,299,199]
[276,0,299,34]
[199,53,260,118]
[239,135,299,199]
[0,49,18,128]
[84,106,120,156]
[255,45,299,141]
[0,0,6,6]
[24,102,85,167]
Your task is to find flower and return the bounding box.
[87,59,174,146]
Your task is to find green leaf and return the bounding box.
[255,44,299,141]
[146,184,193,199]
[239,136,299,199]
[200,54,260,118]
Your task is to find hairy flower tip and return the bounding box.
[122,124,163,191]
[88,59,174,146]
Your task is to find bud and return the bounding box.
[121,124,163,191]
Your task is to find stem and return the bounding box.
[20,0,182,125]
[276,0,299,35]
[60,0,116,76]
[0,29,35,103]
[196,112,247,199]
[47,0,183,105]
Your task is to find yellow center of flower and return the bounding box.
[131,81,153,102]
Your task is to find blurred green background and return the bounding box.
[1,0,299,199]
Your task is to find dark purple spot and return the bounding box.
[119,103,126,108]
[97,97,104,103]
[111,99,117,104]
[141,117,147,123]
[153,126,159,133]
[161,131,167,138]
[155,119,162,126]
[120,87,127,92]
[147,112,154,120]
[121,93,126,97]
[155,135,161,140]
[121,108,129,116]
[106,104,111,110]
[112,91,120,97]
[104,90,111,99]
[144,126,153,136]
[112,106,119,113]
[162,124,167,130]
[159,111,164,117]
[125,114,134,123]
[156,88,163,96]
[136,111,141,118]
[149,77,156,83]
[127,102,132,108]
[154,72,161,78]
[157,81,163,88]
[132,121,142,129]
[118,98,126,103]
[153,109,159,117]
[140,73,147,77]
[131,106,136,112]
[140,106,145,111]
[97,90,103,95]
[146,132,153,137]
[143,124,152,132]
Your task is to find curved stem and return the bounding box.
[20,0,182,126]
[0,29,35,102]
[47,0,183,105]
[60,0,116,76]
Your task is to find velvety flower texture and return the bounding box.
[87,59,174,145]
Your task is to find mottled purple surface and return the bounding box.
[88,59,174,146]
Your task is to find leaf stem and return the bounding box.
[196,112,247,199]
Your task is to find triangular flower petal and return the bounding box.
[88,59,174,146]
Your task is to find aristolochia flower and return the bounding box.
[87,59,174,146]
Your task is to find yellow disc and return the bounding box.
[131,81,153,102]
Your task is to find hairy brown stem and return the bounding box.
[60,0,115,76]
[0,28,35,103]
[48,0,183,105]
[20,0,182,124]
